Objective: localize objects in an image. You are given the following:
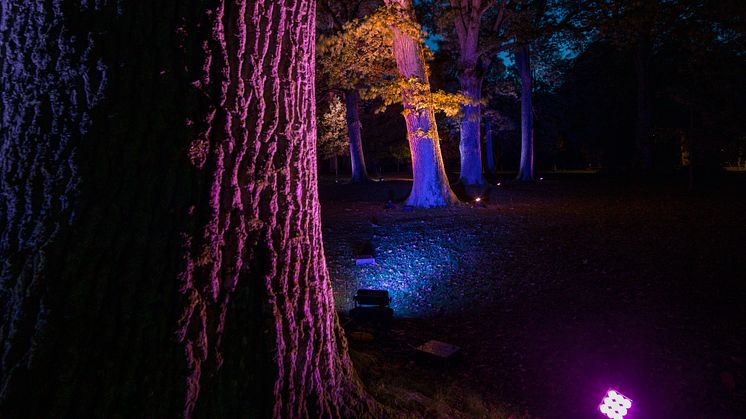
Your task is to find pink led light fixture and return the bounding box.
[599,389,632,419]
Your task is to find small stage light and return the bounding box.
[599,390,632,419]
[353,289,390,307]
[475,197,481,202]
[353,241,376,265]
[350,289,393,320]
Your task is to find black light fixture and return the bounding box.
[350,289,393,320]
[353,289,390,307]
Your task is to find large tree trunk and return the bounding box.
[485,120,497,176]
[634,34,654,171]
[0,1,374,418]
[385,0,459,207]
[344,89,370,183]
[516,43,535,181]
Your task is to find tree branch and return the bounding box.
[492,0,509,32]
[478,38,515,58]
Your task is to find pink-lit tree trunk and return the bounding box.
[344,89,371,182]
[0,1,375,417]
[385,0,459,207]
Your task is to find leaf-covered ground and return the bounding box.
[320,174,746,418]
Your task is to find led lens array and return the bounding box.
[599,390,632,419]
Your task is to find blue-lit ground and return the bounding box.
[320,180,498,318]
[333,219,480,317]
[320,175,746,418]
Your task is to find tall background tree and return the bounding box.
[449,0,496,185]
[483,108,517,175]
[419,0,515,185]
[378,0,461,207]
[317,0,388,183]
[514,41,536,180]
[318,94,351,176]
[507,0,592,180]
[0,1,375,417]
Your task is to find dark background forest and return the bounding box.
[317,0,746,180]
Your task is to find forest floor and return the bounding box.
[319,173,746,418]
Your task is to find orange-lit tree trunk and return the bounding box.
[385,0,459,207]
[0,1,374,417]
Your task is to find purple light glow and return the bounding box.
[599,390,632,419]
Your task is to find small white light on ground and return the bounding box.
[475,197,481,202]
[599,390,632,419]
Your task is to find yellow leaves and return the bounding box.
[363,76,473,118]
[316,10,398,90]
[369,5,423,40]
[317,95,348,159]
[431,90,472,117]
[410,128,427,140]
[407,128,440,141]
[316,4,433,91]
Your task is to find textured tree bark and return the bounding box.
[344,89,370,183]
[385,0,459,207]
[516,43,535,181]
[0,1,375,418]
[484,120,496,176]
[634,34,654,171]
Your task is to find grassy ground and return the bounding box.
[320,173,746,418]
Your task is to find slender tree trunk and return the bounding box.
[385,0,458,207]
[458,68,485,185]
[452,0,486,185]
[634,34,654,171]
[516,44,535,181]
[344,89,370,183]
[485,120,496,176]
[0,1,375,418]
